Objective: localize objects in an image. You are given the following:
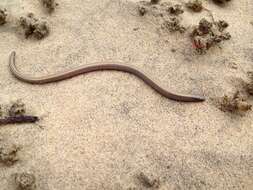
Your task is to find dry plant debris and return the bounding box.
[191,18,231,53]
[167,4,184,15]
[215,20,229,31]
[138,1,162,16]
[0,100,39,125]
[246,83,253,95]
[137,172,160,188]
[186,0,203,12]
[0,105,2,117]
[162,17,186,33]
[9,100,26,117]
[138,2,186,34]
[151,0,160,4]
[41,0,58,13]
[245,73,253,95]
[220,91,252,113]
[15,172,36,190]
[213,0,231,4]
[0,8,7,25]
[19,13,49,40]
[0,141,20,166]
[0,115,39,125]
[138,2,184,16]
[138,5,147,16]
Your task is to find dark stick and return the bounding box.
[0,115,39,125]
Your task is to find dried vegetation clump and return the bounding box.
[0,9,7,25]
[138,1,186,33]
[9,100,26,117]
[0,141,20,166]
[186,0,203,12]
[19,13,49,40]
[167,4,184,15]
[15,172,36,190]
[220,91,252,113]
[191,18,231,53]
[41,0,58,13]
[162,17,186,33]
[137,172,160,188]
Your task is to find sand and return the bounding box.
[0,0,252,189]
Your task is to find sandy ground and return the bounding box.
[0,0,252,189]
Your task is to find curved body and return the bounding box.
[9,51,205,102]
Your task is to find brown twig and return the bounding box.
[0,115,39,125]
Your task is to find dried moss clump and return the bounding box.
[220,91,252,113]
[138,2,184,17]
[215,20,229,31]
[245,73,253,95]
[137,172,160,188]
[191,18,231,53]
[167,4,184,15]
[137,1,186,34]
[186,0,203,12]
[0,9,7,25]
[9,100,26,117]
[15,172,36,190]
[41,0,57,13]
[246,83,253,95]
[138,5,147,16]
[19,13,49,40]
[0,142,20,166]
[162,17,186,33]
